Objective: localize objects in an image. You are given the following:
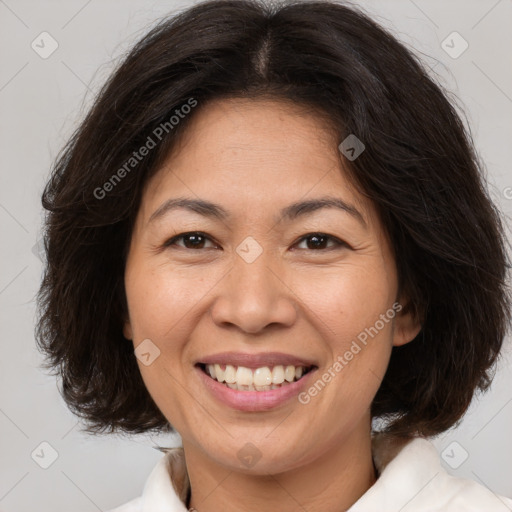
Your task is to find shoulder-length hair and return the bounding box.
[36,0,511,437]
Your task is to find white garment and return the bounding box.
[107,434,512,512]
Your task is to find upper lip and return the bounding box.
[197,351,317,369]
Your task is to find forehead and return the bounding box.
[139,97,376,228]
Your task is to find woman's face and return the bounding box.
[123,98,420,474]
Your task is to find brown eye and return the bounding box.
[295,233,348,251]
[164,232,217,250]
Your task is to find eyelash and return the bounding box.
[163,231,350,251]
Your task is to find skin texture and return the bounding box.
[123,98,421,512]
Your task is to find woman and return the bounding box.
[36,0,512,510]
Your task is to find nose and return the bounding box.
[209,250,298,334]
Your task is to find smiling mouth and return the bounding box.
[198,363,316,391]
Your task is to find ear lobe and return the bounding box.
[392,301,422,347]
[123,320,133,341]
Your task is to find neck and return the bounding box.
[183,419,377,512]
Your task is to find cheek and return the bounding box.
[297,259,396,339]
[125,262,203,340]
[124,264,199,427]
[294,259,396,399]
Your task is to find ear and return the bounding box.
[392,298,422,347]
[123,318,133,341]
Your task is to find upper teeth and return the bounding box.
[205,364,306,387]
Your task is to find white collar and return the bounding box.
[141,445,190,511]
[138,434,512,511]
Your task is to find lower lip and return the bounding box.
[196,365,317,412]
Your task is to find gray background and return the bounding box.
[0,0,511,511]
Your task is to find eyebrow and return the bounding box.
[148,196,367,228]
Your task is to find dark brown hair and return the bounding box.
[36,0,511,438]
